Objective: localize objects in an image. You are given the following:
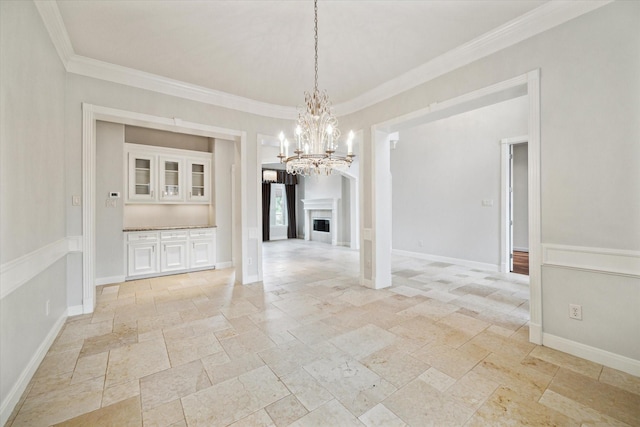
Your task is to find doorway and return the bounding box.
[370,70,542,344]
[501,136,529,276]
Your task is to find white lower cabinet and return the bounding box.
[127,231,159,277]
[126,228,216,279]
[189,228,216,269]
[160,230,188,272]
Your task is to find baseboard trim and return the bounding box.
[392,249,499,272]
[0,310,67,427]
[529,322,542,345]
[215,261,233,269]
[67,305,84,316]
[542,332,640,377]
[95,275,125,286]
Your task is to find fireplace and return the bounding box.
[302,198,339,245]
[313,218,330,233]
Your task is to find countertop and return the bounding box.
[123,225,216,232]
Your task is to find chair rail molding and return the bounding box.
[542,243,640,277]
[0,236,83,300]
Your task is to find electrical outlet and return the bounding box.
[569,304,582,320]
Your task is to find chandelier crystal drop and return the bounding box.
[278,0,354,176]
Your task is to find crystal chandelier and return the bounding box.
[278,0,355,176]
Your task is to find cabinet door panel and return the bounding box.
[187,159,211,203]
[159,156,184,202]
[128,152,156,202]
[161,241,187,272]
[128,243,158,276]
[190,240,214,269]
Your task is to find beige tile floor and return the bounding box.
[7,239,640,426]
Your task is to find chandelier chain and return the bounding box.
[314,0,318,93]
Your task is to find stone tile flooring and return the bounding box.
[7,239,640,426]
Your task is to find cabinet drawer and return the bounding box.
[189,228,215,239]
[161,230,188,240]
[127,232,159,242]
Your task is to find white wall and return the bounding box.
[303,173,342,200]
[392,96,528,267]
[125,125,210,152]
[341,1,640,365]
[214,139,234,265]
[512,143,528,251]
[0,1,69,423]
[95,122,125,280]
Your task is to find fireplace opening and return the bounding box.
[313,218,330,233]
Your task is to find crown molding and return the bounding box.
[35,0,612,119]
[33,0,74,67]
[66,55,298,120]
[333,0,613,116]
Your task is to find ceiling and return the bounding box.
[55,0,549,108]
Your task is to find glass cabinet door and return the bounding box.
[187,159,211,202]
[128,152,156,201]
[159,156,184,202]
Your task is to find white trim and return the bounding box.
[0,237,80,300]
[95,276,126,286]
[33,1,74,67]
[0,310,67,427]
[543,333,640,377]
[542,244,640,278]
[35,0,610,119]
[392,249,499,273]
[376,74,528,133]
[526,69,542,345]
[513,247,529,253]
[67,235,83,252]
[529,322,542,345]
[215,261,233,269]
[67,56,297,120]
[67,305,85,316]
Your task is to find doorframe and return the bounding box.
[368,70,542,344]
[81,103,248,313]
[500,135,529,275]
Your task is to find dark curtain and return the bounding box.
[285,184,297,239]
[276,170,297,186]
[262,183,271,241]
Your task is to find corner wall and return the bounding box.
[0,1,69,423]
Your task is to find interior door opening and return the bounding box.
[507,140,529,276]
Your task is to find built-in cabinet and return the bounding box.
[126,232,159,277]
[126,143,211,204]
[126,228,216,279]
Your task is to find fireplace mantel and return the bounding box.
[302,198,339,245]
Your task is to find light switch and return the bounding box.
[482,199,494,207]
[72,195,81,206]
